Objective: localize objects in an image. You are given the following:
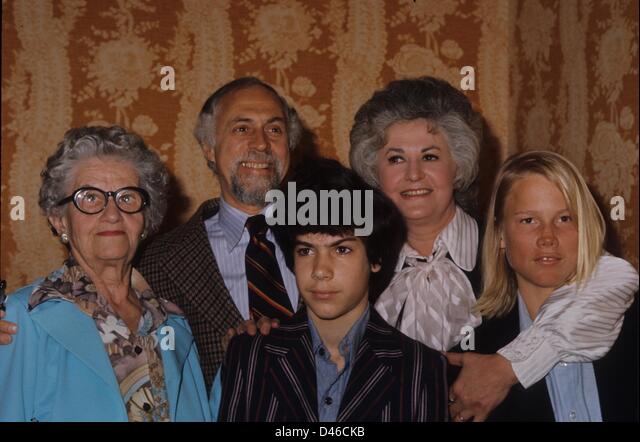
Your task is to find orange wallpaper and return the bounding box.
[1,0,637,290]
[511,0,639,268]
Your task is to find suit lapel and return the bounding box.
[159,314,194,420]
[267,313,319,421]
[337,309,400,422]
[482,307,555,421]
[163,199,244,330]
[474,301,521,354]
[30,299,119,388]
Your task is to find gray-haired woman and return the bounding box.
[349,77,638,421]
[0,126,213,421]
[350,76,483,352]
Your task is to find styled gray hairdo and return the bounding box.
[193,76,303,172]
[39,125,170,235]
[349,76,483,211]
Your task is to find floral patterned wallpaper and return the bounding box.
[1,0,637,289]
[512,0,638,269]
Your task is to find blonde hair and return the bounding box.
[475,151,605,318]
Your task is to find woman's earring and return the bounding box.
[60,233,69,244]
[140,231,147,240]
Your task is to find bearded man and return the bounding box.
[138,77,304,389]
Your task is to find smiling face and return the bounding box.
[500,173,579,302]
[294,233,380,327]
[376,119,457,228]
[49,157,145,267]
[204,85,290,214]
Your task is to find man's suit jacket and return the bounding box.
[218,307,450,422]
[138,199,243,389]
[474,296,639,421]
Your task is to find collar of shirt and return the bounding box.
[394,205,478,272]
[218,196,276,253]
[308,307,370,365]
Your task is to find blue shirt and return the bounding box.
[309,307,370,422]
[204,197,299,319]
[517,295,602,422]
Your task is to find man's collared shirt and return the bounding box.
[204,197,299,319]
[308,307,370,422]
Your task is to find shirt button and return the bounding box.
[324,397,333,406]
[569,411,576,420]
[319,348,326,357]
[560,362,568,367]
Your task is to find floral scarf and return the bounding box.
[29,258,182,422]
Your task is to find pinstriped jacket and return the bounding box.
[137,199,244,389]
[218,307,450,422]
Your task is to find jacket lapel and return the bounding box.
[337,309,400,422]
[163,199,244,330]
[159,314,194,419]
[479,306,555,421]
[30,299,118,388]
[32,296,198,421]
[267,313,319,421]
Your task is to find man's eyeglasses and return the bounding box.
[56,186,150,215]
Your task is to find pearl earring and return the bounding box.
[60,233,69,244]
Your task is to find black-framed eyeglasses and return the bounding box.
[56,186,150,215]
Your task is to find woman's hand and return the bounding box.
[222,316,280,351]
[445,352,518,422]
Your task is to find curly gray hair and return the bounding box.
[193,77,303,172]
[349,76,483,211]
[39,125,169,235]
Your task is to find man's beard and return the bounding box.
[229,152,284,207]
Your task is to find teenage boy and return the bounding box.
[216,157,449,422]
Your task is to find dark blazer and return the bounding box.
[474,296,639,421]
[218,307,450,422]
[137,199,244,389]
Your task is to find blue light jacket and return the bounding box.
[0,276,213,422]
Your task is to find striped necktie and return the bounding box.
[245,214,294,320]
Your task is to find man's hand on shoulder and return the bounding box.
[222,316,280,351]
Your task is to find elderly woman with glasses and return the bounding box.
[0,126,212,422]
